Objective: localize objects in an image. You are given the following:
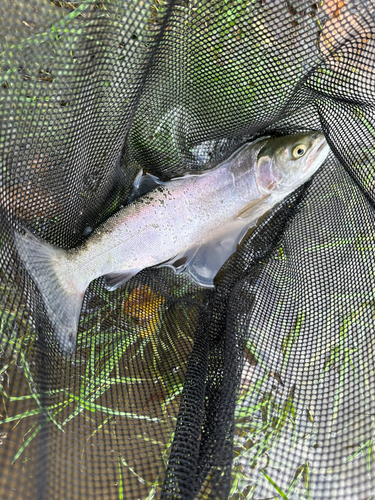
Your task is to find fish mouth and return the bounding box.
[302,137,329,173]
[315,140,326,155]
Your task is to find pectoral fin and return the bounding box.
[157,222,257,287]
[184,226,252,286]
[237,198,265,218]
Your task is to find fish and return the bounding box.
[14,133,330,353]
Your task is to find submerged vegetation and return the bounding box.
[2,169,375,498]
[0,271,202,496]
[1,1,375,499]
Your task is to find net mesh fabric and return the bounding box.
[1,0,375,498]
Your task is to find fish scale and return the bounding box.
[14,133,329,353]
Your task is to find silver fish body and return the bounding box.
[14,133,330,353]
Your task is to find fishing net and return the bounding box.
[1,0,375,498]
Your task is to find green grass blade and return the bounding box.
[118,455,124,500]
[12,423,42,464]
[281,313,304,371]
[260,470,289,499]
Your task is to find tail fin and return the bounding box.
[14,229,84,354]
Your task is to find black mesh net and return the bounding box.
[1,0,375,498]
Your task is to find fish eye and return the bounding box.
[292,145,307,159]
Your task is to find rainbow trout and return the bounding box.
[14,133,329,353]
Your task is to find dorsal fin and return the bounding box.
[128,171,165,204]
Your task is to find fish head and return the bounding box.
[256,133,329,195]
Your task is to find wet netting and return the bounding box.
[1,0,375,499]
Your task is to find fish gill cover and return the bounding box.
[0,1,375,499]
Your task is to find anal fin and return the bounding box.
[104,270,140,291]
